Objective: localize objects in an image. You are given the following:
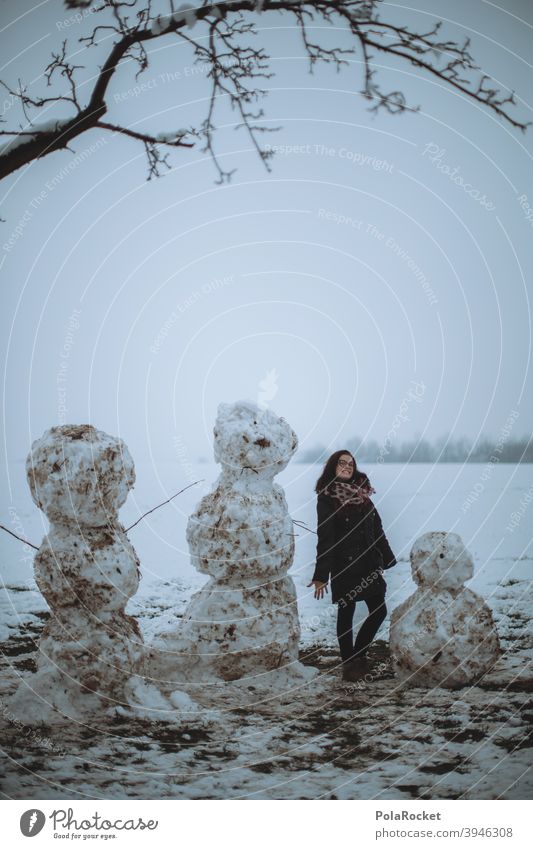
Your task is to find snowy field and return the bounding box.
[1,461,531,799]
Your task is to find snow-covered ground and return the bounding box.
[1,462,531,799]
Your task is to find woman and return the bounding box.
[307,450,397,683]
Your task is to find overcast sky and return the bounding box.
[1,0,532,470]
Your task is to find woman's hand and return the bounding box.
[307,580,328,600]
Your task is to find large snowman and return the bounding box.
[149,400,315,688]
[10,424,144,722]
[389,531,500,688]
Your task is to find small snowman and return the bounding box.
[389,531,500,688]
[10,424,144,722]
[149,400,315,688]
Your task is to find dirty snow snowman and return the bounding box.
[148,400,316,691]
[389,531,501,688]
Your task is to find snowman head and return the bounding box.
[26,424,135,526]
[410,531,474,591]
[213,399,298,479]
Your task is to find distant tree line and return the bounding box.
[296,433,533,464]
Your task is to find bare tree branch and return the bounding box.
[0,0,528,185]
[95,118,197,178]
[125,479,204,531]
[0,522,38,550]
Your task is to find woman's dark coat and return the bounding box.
[312,492,397,603]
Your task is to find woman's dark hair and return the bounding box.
[315,449,369,494]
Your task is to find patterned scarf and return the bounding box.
[325,475,376,509]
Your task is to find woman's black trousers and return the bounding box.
[336,593,387,663]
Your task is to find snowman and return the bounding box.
[10,424,144,722]
[389,531,500,688]
[148,400,315,688]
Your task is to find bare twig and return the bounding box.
[0,523,38,550]
[1,478,204,548]
[292,518,317,534]
[125,479,204,531]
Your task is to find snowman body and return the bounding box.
[11,424,143,721]
[389,531,500,687]
[149,400,314,686]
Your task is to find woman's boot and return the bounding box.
[341,656,369,682]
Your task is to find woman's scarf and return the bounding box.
[324,474,376,509]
